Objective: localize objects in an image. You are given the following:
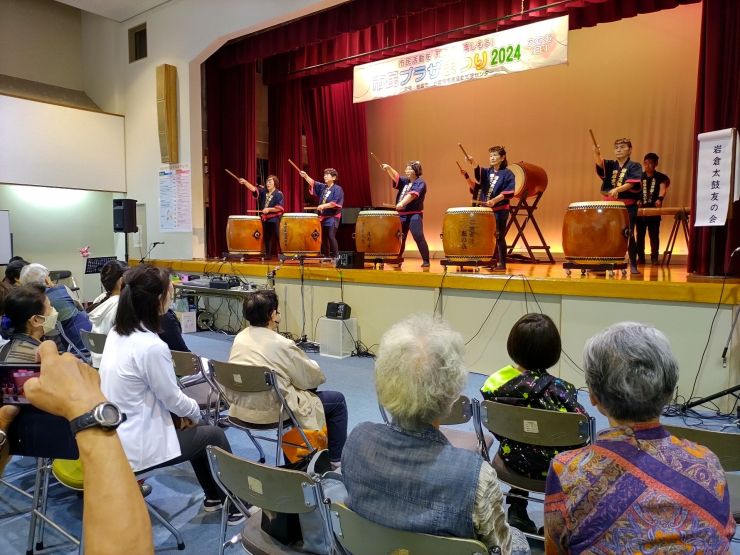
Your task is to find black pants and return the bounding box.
[315,390,348,462]
[494,210,508,266]
[321,223,339,257]
[626,203,638,267]
[262,219,280,259]
[399,214,430,263]
[635,216,661,262]
[138,424,231,501]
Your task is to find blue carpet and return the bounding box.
[0,331,737,554]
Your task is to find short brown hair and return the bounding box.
[323,168,338,179]
[406,161,423,177]
[266,174,279,188]
[614,138,632,148]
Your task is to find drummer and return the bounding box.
[299,168,344,258]
[238,175,284,260]
[381,161,431,268]
[636,153,671,265]
[593,137,642,274]
[464,146,515,271]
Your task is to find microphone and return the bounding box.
[153,241,165,246]
[140,241,165,263]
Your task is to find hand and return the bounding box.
[395,203,404,211]
[466,155,474,165]
[262,208,270,215]
[0,404,20,475]
[316,203,325,211]
[178,417,196,431]
[381,164,390,171]
[486,199,495,207]
[238,178,247,185]
[300,171,308,179]
[608,188,618,198]
[655,199,662,208]
[593,145,601,156]
[24,341,107,422]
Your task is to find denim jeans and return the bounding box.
[315,390,348,462]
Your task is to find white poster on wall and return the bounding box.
[694,128,737,227]
[353,15,568,103]
[159,164,192,232]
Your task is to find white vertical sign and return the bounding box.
[695,128,736,227]
[159,163,192,232]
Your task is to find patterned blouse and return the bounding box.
[544,423,735,554]
[481,365,586,479]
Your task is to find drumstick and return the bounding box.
[472,200,490,207]
[588,129,599,150]
[225,168,241,182]
[381,202,397,209]
[458,143,471,160]
[370,152,383,168]
[456,161,464,172]
[287,158,302,174]
[303,206,319,211]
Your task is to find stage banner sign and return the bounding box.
[353,15,568,103]
[695,128,737,227]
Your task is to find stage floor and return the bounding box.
[147,255,740,306]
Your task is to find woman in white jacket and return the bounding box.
[99,264,242,524]
[88,260,127,367]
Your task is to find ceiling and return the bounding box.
[54,0,173,23]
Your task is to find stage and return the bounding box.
[148,256,740,413]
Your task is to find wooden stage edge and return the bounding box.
[143,258,740,306]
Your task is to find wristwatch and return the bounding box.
[69,402,126,435]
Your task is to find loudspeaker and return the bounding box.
[156,64,178,164]
[113,199,138,233]
[326,302,351,320]
[336,251,365,269]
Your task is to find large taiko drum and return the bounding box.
[279,213,322,256]
[509,162,548,199]
[562,201,629,264]
[442,207,496,261]
[355,210,402,258]
[226,215,263,254]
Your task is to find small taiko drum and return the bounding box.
[280,213,322,256]
[226,215,263,254]
[442,207,495,261]
[562,201,629,264]
[355,210,402,259]
[508,162,548,199]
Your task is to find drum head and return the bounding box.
[446,207,492,214]
[567,201,625,210]
[228,215,261,221]
[358,210,398,217]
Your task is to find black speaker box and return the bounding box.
[336,251,364,269]
[326,302,351,320]
[113,199,138,233]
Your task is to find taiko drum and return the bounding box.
[226,215,263,254]
[509,161,548,199]
[442,207,495,261]
[355,210,402,258]
[562,201,629,264]
[279,213,322,256]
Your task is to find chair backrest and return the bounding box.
[80,330,106,355]
[663,424,740,472]
[209,359,272,393]
[379,395,472,426]
[170,350,203,378]
[329,502,489,555]
[207,446,319,514]
[478,400,595,448]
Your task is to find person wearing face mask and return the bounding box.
[238,174,285,260]
[227,289,348,466]
[381,160,432,268]
[0,285,58,362]
[99,264,244,525]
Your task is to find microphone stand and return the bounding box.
[140,242,164,264]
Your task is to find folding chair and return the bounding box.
[207,446,332,555]
[379,395,491,457]
[475,400,596,540]
[329,502,491,555]
[209,360,313,465]
[170,350,219,423]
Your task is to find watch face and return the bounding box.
[97,403,122,426]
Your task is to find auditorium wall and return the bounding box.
[366,3,702,258]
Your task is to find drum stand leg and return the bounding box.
[506,194,555,263]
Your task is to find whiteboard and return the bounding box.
[0,211,11,265]
[0,95,126,193]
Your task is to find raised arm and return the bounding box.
[238,178,258,194]
[381,163,399,184]
[299,170,316,192]
[24,342,154,555]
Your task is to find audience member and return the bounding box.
[99,264,243,524]
[0,285,56,363]
[3,258,28,287]
[545,322,735,553]
[227,289,348,465]
[88,260,128,366]
[481,313,586,534]
[158,282,190,352]
[342,314,530,554]
[20,263,91,353]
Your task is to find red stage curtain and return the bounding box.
[689,0,740,277]
[205,59,256,258]
[268,80,304,213]
[302,79,373,208]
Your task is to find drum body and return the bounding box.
[355,210,402,258]
[562,201,629,264]
[226,215,263,254]
[509,162,548,199]
[442,207,495,261]
[280,213,322,256]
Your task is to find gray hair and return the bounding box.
[584,322,677,422]
[19,263,49,287]
[375,314,467,429]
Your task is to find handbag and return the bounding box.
[281,426,328,463]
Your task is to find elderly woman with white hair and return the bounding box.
[545,322,735,554]
[342,314,530,554]
[20,263,91,353]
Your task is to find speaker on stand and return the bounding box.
[113,198,138,263]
